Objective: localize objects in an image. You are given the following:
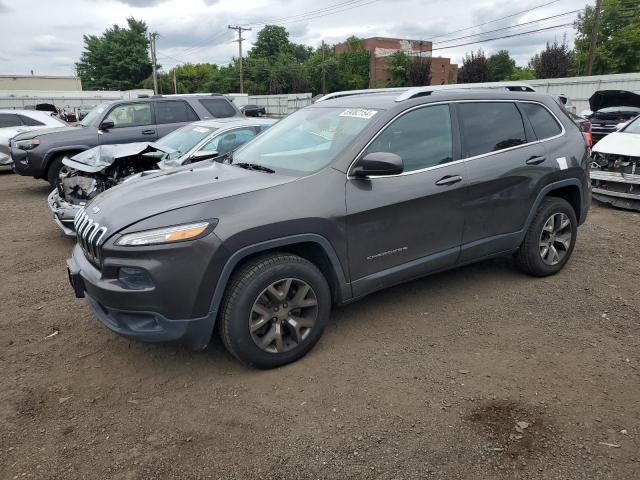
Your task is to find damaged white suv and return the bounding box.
[48,117,275,235]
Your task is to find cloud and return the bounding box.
[0,1,10,13]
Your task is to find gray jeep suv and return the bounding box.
[66,89,591,368]
[11,94,240,186]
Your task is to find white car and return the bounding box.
[590,114,640,210]
[0,109,67,171]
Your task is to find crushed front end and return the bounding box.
[590,151,640,211]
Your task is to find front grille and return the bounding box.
[591,123,618,140]
[74,208,107,266]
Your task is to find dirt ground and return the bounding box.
[0,171,639,480]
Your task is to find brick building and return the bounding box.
[334,37,458,87]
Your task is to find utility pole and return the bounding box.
[321,40,327,95]
[173,70,177,94]
[228,25,252,93]
[149,32,159,95]
[586,0,602,76]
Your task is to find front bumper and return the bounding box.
[0,152,13,171]
[67,235,224,350]
[47,189,80,236]
[590,169,640,210]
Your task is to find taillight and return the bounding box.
[583,132,593,148]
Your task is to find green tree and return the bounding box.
[76,18,152,90]
[457,50,489,83]
[487,49,515,81]
[534,39,572,78]
[507,67,535,81]
[334,36,370,90]
[386,51,412,87]
[573,0,640,75]
[408,57,431,86]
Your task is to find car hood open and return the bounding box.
[84,161,296,235]
[589,90,640,112]
[63,142,175,173]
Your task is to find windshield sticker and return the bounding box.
[339,109,378,119]
[193,127,211,133]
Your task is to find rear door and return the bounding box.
[456,101,557,261]
[154,100,200,138]
[345,104,467,296]
[99,102,157,144]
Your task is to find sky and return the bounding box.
[0,0,593,77]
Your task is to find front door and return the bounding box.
[99,102,157,144]
[345,104,466,296]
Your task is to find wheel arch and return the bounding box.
[43,146,91,177]
[207,235,351,327]
[525,179,584,233]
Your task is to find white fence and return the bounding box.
[0,89,153,109]
[247,93,313,117]
[529,73,640,113]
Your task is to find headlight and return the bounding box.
[116,221,213,246]
[14,138,40,150]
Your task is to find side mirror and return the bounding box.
[351,152,403,178]
[99,120,115,131]
[190,150,220,162]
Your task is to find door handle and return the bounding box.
[142,129,156,135]
[526,155,546,165]
[435,174,463,186]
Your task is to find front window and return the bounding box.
[622,115,640,134]
[80,103,108,126]
[105,103,152,128]
[201,127,257,156]
[232,107,378,174]
[156,124,216,160]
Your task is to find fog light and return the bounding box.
[118,267,154,290]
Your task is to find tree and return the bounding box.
[534,39,572,78]
[251,25,291,59]
[573,0,640,75]
[386,51,412,87]
[333,36,370,90]
[508,67,535,81]
[76,18,152,90]
[457,50,489,83]
[408,57,431,86]
[487,49,515,81]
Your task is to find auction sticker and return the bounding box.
[339,109,378,119]
[193,126,211,133]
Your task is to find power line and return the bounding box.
[247,0,383,27]
[240,0,370,26]
[431,22,574,51]
[431,0,561,41]
[433,9,581,46]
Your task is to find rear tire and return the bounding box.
[218,253,331,369]
[515,197,577,277]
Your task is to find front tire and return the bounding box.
[218,253,331,369]
[46,155,65,188]
[515,197,577,277]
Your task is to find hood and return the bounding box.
[84,161,296,234]
[12,125,80,140]
[589,90,640,112]
[63,142,175,173]
[593,130,640,157]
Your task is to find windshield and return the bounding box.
[232,107,378,174]
[622,115,640,134]
[156,124,216,160]
[80,103,109,126]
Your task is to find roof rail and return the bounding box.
[315,87,409,103]
[394,82,537,102]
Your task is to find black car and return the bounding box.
[11,94,241,186]
[67,88,591,368]
[586,90,640,143]
[241,104,267,117]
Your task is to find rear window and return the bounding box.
[17,114,45,126]
[0,113,21,128]
[155,101,198,124]
[520,103,562,140]
[459,102,526,158]
[198,98,237,118]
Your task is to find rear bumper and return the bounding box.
[47,189,79,236]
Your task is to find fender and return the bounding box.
[523,178,584,234]
[43,145,92,172]
[206,234,352,328]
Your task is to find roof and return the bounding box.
[192,117,277,128]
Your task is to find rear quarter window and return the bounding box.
[198,98,237,118]
[17,114,45,126]
[519,103,562,140]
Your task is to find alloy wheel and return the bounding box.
[539,212,572,266]
[249,278,318,354]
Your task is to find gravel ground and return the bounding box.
[1,171,639,480]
